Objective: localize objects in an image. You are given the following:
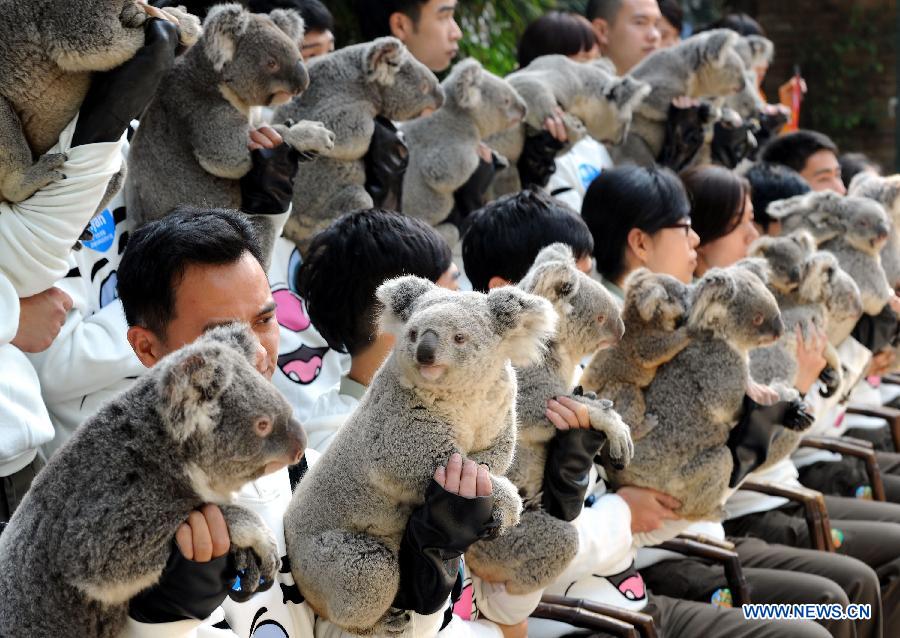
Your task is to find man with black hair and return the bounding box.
[760,130,847,195]
[743,162,811,235]
[248,0,335,58]
[585,0,661,75]
[656,0,682,48]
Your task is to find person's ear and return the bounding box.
[626,227,652,264]
[488,276,512,290]
[389,11,413,42]
[128,326,165,369]
[591,18,610,48]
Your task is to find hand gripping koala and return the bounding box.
[849,171,900,292]
[0,0,200,203]
[768,191,893,316]
[284,277,556,635]
[400,59,527,234]
[610,29,748,166]
[465,244,634,595]
[0,324,305,638]
[276,37,443,251]
[581,269,692,439]
[127,4,334,255]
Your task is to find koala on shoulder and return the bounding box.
[0,0,199,203]
[400,58,526,240]
[609,261,796,521]
[465,244,634,595]
[284,276,556,635]
[127,4,335,263]
[0,324,305,638]
[277,37,443,251]
[768,191,893,315]
[581,268,692,439]
[611,29,747,166]
[849,171,900,292]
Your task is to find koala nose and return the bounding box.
[287,416,307,463]
[771,315,785,339]
[789,267,801,284]
[431,86,446,109]
[292,60,310,94]
[609,316,626,341]
[416,330,439,365]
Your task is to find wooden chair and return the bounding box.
[799,435,886,501]
[740,480,835,551]
[656,534,751,607]
[534,595,658,638]
[846,403,900,452]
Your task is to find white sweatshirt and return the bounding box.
[546,138,614,212]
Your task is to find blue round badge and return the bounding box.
[82,209,116,253]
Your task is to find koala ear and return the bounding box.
[523,262,580,302]
[745,35,774,65]
[269,9,305,43]
[625,269,668,323]
[701,29,739,68]
[203,3,252,72]
[790,230,817,255]
[747,235,775,259]
[607,77,651,115]
[201,323,260,365]
[532,243,574,268]
[376,276,436,335]
[689,268,737,330]
[365,37,405,86]
[487,287,558,367]
[735,257,771,284]
[452,59,484,110]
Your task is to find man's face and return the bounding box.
[390,0,462,72]
[129,252,279,379]
[801,149,846,195]
[301,29,335,59]
[657,16,680,49]
[592,0,661,74]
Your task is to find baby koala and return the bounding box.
[284,276,556,635]
[580,268,692,439]
[849,171,900,291]
[0,324,305,638]
[465,244,634,595]
[747,231,816,300]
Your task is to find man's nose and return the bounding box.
[254,342,268,375]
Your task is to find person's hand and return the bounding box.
[434,453,492,498]
[139,0,178,23]
[546,395,592,430]
[746,380,780,406]
[616,486,681,534]
[11,287,73,353]
[794,323,828,394]
[248,126,284,151]
[175,504,231,562]
[868,349,897,378]
[888,294,900,315]
[672,96,701,109]
[497,621,529,638]
[542,107,569,143]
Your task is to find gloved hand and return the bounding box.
[710,120,758,169]
[240,144,305,216]
[364,116,409,209]
[851,305,900,354]
[517,130,565,189]
[449,150,507,227]
[658,102,712,171]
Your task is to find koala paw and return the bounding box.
[219,505,280,600]
[575,395,635,467]
[560,112,587,142]
[489,475,523,535]
[3,153,67,202]
[281,121,336,155]
[120,1,149,28]
[160,6,203,47]
[818,366,840,398]
[371,608,413,636]
[783,400,815,432]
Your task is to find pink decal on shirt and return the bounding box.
[618,575,646,601]
[453,584,474,621]
[274,289,311,332]
[277,345,329,385]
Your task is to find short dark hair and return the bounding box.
[657,0,683,33]
[248,0,334,31]
[680,165,750,246]
[744,162,810,231]
[759,130,839,174]
[462,189,594,293]
[517,11,599,68]
[582,165,690,282]
[585,0,623,23]
[839,152,882,190]
[118,208,264,337]
[356,0,428,41]
[296,209,452,355]
[709,12,765,37]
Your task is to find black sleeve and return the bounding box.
[542,428,609,522]
[657,103,711,171]
[363,116,409,210]
[517,130,565,189]
[851,306,900,354]
[239,145,302,215]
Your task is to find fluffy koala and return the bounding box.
[400,59,527,235]
[747,231,816,299]
[276,37,443,250]
[608,262,795,521]
[580,268,692,439]
[718,35,772,126]
[465,244,634,595]
[0,324,305,638]
[849,171,900,292]
[611,29,747,166]
[284,276,556,635]
[127,4,335,261]
[768,191,893,315]
[0,0,200,203]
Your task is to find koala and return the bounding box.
[127,4,335,263]
[0,324,305,638]
[768,191,893,315]
[747,231,817,299]
[580,268,693,439]
[727,35,772,122]
[608,261,796,521]
[611,29,748,166]
[465,244,634,595]
[276,37,443,251]
[849,171,900,292]
[284,276,556,635]
[0,0,200,203]
[400,59,527,238]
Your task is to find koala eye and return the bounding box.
[453,333,467,345]
[752,313,765,326]
[254,417,273,438]
[408,329,418,341]
[266,58,279,72]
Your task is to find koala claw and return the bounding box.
[578,396,635,466]
[784,400,815,431]
[160,7,203,47]
[281,121,336,155]
[3,153,68,202]
[818,366,840,398]
[120,1,149,28]
[229,542,280,599]
[373,608,413,636]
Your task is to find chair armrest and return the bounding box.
[846,404,900,451]
[676,532,736,551]
[740,480,835,552]
[539,595,658,638]
[800,436,886,501]
[881,373,900,386]
[656,536,750,607]
[531,601,641,637]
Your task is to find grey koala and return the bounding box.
[0,324,306,638]
[580,268,693,439]
[284,276,557,635]
[127,4,335,262]
[747,231,816,299]
[608,261,794,521]
[465,244,634,595]
[726,35,772,122]
[610,29,748,166]
[768,191,893,316]
[849,171,900,292]
[400,58,527,238]
[0,0,200,203]
[276,37,443,251]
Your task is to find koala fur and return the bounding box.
[849,171,900,292]
[748,231,816,298]
[0,0,200,203]
[400,59,527,235]
[610,29,748,166]
[127,4,335,261]
[580,268,692,439]
[276,37,443,251]
[464,244,634,595]
[0,324,305,638]
[284,276,556,635]
[768,191,893,315]
[608,262,791,521]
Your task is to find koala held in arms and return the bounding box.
[465,244,634,595]
[849,171,900,292]
[0,324,306,638]
[284,276,557,635]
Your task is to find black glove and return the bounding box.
[851,305,900,354]
[447,151,506,229]
[752,110,790,157]
[363,116,409,210]
[72,19,180,147]
[710,120,758,169]
[657,103,712,171]
[543,427,608,522]
[392,480,496,615]
[240,144,304,215]
[517,130,565,189]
